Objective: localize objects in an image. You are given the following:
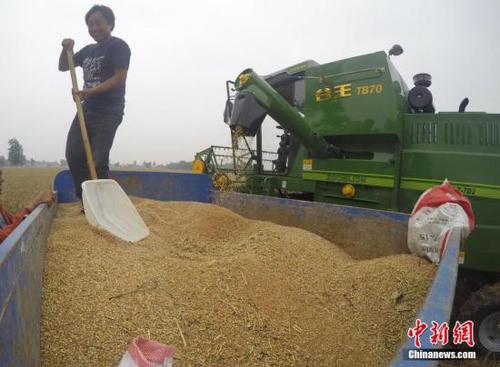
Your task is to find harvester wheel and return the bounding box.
[459,282,500,356]
[214,173,230,191]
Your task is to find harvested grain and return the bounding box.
[41,198,435,367]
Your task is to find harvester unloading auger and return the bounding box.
[194,45,500,355]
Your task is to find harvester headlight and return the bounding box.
[342,184,356,198]
[192,159,205,174]
[239,73,251,85]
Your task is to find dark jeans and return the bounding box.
[65,110,122,199]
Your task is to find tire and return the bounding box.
[459,282,500,357]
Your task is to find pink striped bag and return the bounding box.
[118,337,175,367]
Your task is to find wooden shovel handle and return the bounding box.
[66,50,98,180]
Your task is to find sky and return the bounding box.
[1,0,499,164]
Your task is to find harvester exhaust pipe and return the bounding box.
[459,98,469,113]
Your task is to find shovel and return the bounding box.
[66,49,149,243]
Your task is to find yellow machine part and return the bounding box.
[192,159,205,174]
[239,73,251,85]
[214,173,230,190]
[342,184,356,198]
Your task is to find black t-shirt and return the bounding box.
[74,36,131,115]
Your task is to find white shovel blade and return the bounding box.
[82,179,150,243]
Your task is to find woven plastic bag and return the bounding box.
[407,180,475,264]
[118,337,175,367]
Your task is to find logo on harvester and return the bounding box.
[333,83,352,98]
[455,185,476,196]
[315,83,383,102]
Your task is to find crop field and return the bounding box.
[1,167,61,212]
[0,166,190,212]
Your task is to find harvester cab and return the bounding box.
[225,50,414,196]
[223,59,331,176]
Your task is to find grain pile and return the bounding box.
[41,198,435,367]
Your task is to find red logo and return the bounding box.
[452,320,475,347]
[430,321,449,346]
[408,319,475,348]
[408,319,428,348]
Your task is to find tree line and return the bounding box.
[1,138,193,170]
[0,138,64,167]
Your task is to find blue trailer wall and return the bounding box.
[390,228,461,367]
[54,170,213,204]
[0,203,56,367]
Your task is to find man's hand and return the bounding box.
[72,88,95,101]
[61,38,75,51]
[59,38,75,71]
[77,89,95,100]
[27,191,55,212]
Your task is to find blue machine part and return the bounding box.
[54,170,213,204]
[0,203,56,367]
[0,171,461,367]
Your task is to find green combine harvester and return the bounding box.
[195,45,500,354]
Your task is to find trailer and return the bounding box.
[0,170,465,366]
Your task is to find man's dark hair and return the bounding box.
[85,5,115,30]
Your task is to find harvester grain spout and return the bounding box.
[232,69,342,158]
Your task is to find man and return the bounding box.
[58,5,131,201]
[0,169,54,243]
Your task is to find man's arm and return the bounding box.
[0,223,21,243]
[58,38,75,71]
[0,192,54,244]
[78,68,128,99]
[0,207,31,243]
[25,191,54,212]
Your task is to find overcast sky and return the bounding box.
[1,0,499,164]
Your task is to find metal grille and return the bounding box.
[444,123,472,145]
[479,122,500,146]
[409,121,439,144]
